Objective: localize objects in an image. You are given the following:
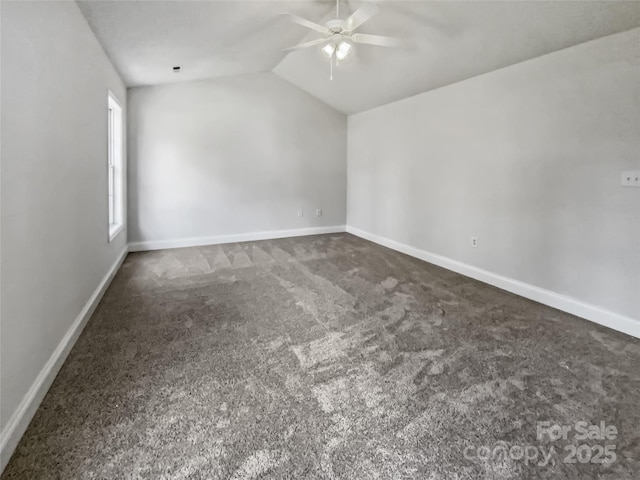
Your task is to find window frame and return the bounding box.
[107,92,124,242]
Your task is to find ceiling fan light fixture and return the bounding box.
[322,43,336,58]
[321,40,352,62]
[335,41,352,61]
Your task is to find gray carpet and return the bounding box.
[3,233,639,479]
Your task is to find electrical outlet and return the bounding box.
[471,236,478,248]
[621,171,640,187]
[316,209,322,217]
[297,208,303,217]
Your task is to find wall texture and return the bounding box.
[1,0,127,463]
[348,28,640,324]
[127,74,347,247]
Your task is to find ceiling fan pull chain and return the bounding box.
[330,53,333,80]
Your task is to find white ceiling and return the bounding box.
[78,0,640,114]
[76,1,334,86]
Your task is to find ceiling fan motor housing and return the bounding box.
[325,19,346,34]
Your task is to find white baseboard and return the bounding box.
[346,226,639,339]
[0,247,129,472]
[129,225,347,252]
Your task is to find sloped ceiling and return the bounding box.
[76,0,334,86]
[78,0,640,114]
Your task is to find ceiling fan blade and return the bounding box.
[344,3,380,32]
[351,33,400,47]
[283,37,327,53]
[285,13,329,34]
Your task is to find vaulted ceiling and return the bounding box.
[78,0,640,114]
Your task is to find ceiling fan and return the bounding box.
[283,0,400,79]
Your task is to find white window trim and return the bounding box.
[109,222,124,242]
[108,91,124,242]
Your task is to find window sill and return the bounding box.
[109,224,124,243]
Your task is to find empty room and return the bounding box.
[1,0,639,478]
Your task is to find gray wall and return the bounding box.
[1,0,127,436]
[127,74,347,245]
[348,28,640,321]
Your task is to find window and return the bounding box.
[108,93,124,241]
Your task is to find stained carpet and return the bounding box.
[2,233,639,479]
